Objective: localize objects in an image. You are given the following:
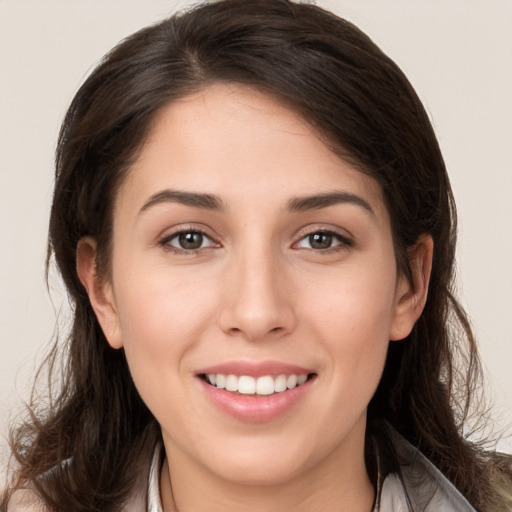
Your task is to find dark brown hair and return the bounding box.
[3,1,511,510]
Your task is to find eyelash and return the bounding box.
[293,229,353,253]
[159,228,219,255]
[158,228,353,255]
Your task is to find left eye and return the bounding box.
[164,231,215,251]
[296,231,348,250]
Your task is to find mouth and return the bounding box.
[199,372,316,396]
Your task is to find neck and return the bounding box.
[160,423,375,512]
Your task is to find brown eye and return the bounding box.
[295,230,352,251]
[308,233,333,250]
[178,232,204,249]
[164,230,216,251]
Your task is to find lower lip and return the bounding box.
[199,377,315,423]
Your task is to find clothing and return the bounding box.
[142,428,476,512]
[375,427,476,511]
[7,429,477,512]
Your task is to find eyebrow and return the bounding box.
[139,189,226,214]
[138,189,374,216]
[287,191,375,216]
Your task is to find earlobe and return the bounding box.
[390,234,434,341]
[76,237,123,349]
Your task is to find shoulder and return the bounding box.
[4,489,48,512]
[377,426,477,512]
[4,443,158,512]
[378,474,409,512]
[378,471,476,512]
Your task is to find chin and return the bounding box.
[211,459,306,486]
[200,438,320,486]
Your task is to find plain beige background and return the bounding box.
[1,0,511,479]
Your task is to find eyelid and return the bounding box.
[156,223,353,255]
[292,226,354,251]
[158,224,221,254]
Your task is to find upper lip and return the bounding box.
[197,360,314,378]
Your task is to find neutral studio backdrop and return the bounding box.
[1,0,511,477]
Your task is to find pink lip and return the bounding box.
[196,360,316,423]
[200,379,314,422]
[197,360,313,378]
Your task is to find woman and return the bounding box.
[2,0,511,510]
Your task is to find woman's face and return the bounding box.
[86,84,424,487]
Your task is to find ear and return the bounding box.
[389,234,433,341]
[76,237,123,349]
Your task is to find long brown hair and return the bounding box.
[3,1,511,510]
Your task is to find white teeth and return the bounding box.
[238,376,256,394]
[216,374,226,389]
[206,373,310,395]
[274,374,287,392]
[286,374,298,389]
[225,374,238,392]
[297,374,308,385]
[256,376,275,395]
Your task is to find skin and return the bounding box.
[78,84,432,512]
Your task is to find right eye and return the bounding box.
[161,230,217,252]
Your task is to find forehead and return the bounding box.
[117,84,387,219]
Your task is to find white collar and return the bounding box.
[147,442,164,512]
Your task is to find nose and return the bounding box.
[218,249,297,341]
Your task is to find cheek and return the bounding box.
[115,260,214,334]
[110,271,218,432]
[305,260,397,340]
[303,261,397,390]
[111,263,218,386]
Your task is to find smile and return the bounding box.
[197,361,317,421]
[205,373,310,395]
